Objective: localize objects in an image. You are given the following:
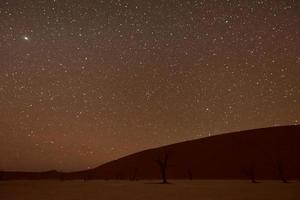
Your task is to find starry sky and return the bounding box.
[0,0,299,172]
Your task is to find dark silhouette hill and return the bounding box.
[1,125,299,181]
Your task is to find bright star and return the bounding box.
[23,36,29,41]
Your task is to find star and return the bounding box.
[23,36,30,41]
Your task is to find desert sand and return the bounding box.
[1,180,299,200]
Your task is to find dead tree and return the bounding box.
[242,166,258,183]
[256,144,288,183]
[84,171,93,181]
[59,173,65,181]
[154,151,169,184]
[131,167,138,181]
[275,160,288,183]
[115,171,123,180]
[83,173,89,182]
[187,169,193,180]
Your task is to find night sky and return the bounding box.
[0,0,299,172]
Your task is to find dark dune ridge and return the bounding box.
[1,125,299,181]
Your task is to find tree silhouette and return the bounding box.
[83,171,93,181]
[242,166,258,183]
[187,169,193,180]
[275,160,288,183]
[131,167,138,181]
[256,144,289,183]
[154,151,169,184]
[115,171,123,180]
[59,173,65,181]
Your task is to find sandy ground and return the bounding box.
[0,180,300,200]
